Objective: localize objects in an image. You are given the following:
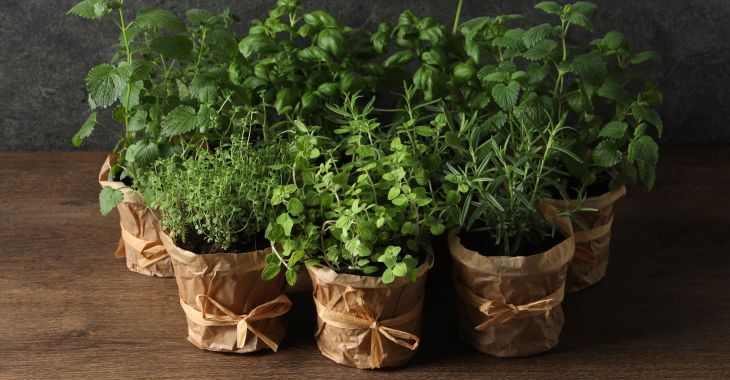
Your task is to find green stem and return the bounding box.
[452,0,464,35]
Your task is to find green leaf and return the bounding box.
[86,64,127,109]
[383,50,415,67]
[277,213,294,237]
[287,198,304,215]
[285,268,297,286]
[637,159,656,190]
[382,268,395,283]
[523,23,554,48]
[392,195,408,206]
[430,223,445,236]
[185,9,215,25]
[592,140,622,167]
[298,46,332,62]
[135,9,185,32]
[599,121,628,139]
[492,81,520,111]
[566,12,593,31]
[392,262,408,277]
[239,34,279,58]
[317,28,345,57]
[535,1,562,15]
[631,104,664,136]
[99,186,123,216]
[628,136,659,164]
[151,35,193,60]
[275,88,298,115]
[387,186,401,201]
[600,31,624,50]
[67,0,114,20]
[572,2,598,15]
[523,39,557,61]
[72,112,97,147]
[597,81,631,103]
[630,51,658,65]
[453,63,476,81]
[261,263,281,281]
[161,105,199,137]
[188,76,218,103]
[571,54,607,84]
[133,141,159,168]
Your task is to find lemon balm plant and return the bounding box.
[69,0,242,213]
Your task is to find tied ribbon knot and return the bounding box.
[455,281,565,331]
[313,296,423,369]
[180,293,292,352]
[118,223,168,268]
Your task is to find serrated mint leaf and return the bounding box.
[86,64,126,109]
[135,9,186,33]
[570,54,607,84]
[133,141,159,168]
[535,1,562,15]
[523,39,557,61]
[523,24,554,49]
[631,104,664,136]
[72,112,97,147]
[598,81,630,103]
[600,31,624,50]
[127,110,146,133]
[628,136,659,164]
[151,35,193,60]
[161,105,199,137]
[492,81,520,111]
[186,9,215,25]
[592,140,622,167]
[67,0,114,20]
[99,186,124,215]
[188,76,218,103]
[599,121,628,139]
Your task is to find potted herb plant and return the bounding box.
[443,105,577,356]
[69,0,242,277]
[264,93,446,368]
[147,129,292,353]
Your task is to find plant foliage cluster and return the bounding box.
[71,0,662,283]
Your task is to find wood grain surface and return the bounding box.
[0,150,728,379]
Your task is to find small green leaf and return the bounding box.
[387,186,401,201]
[382,268,395,283]
[492,81,520,111]
[161,105,199,137]
[317,28,345,57]
[592,140,622,167]
[261,263,281,280]
[383,50,415,67]
[239,34,278,58]
[430,223,445,236]
[86,64,126,109]
[275,88,298,115]
[392,262,408,277]
[277,213,294,237]
[535,1,562,15]
[630,51,658,65]
[523,23,554,48]
[285,268,297,286]
[287,198,304,215]
[135,9,186,32]
[68,0,114,20]
[628,136,659,164]
[523,39,557,61]
[99,186,123,216]
[599,121,628,139]
[72,112,97,147]
[298,46,332,62]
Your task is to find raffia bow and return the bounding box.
[118,223,168,267]
[180,293,292,352]
[313,296,423,369]
[455,281,565,331]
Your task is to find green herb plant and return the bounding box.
[263,92,447,285]
[69,0,244,214]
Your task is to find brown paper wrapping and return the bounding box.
[98,154,173,277]
[161,232,291,353]
[306,258,432,369]
[449,205,575,357]
[544,186,626,292]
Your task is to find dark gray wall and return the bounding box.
[1,0,728,151]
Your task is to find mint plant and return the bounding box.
[69,0,243,214]
[263,92,447,285]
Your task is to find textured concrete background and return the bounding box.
[1,0,728,151]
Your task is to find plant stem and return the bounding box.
[452,0,464,35]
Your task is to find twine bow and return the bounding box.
[313,296,423,369]
[180,293,292,352]
[455,281,565,331]
[118,223,168,267]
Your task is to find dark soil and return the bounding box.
[458,229,565,258]
[175,228,270,255]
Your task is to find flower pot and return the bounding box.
[160,232,291,353]
[449,206,575,357]
[544,185,626,292]
[98,154,173,277]
[306,257,432,369]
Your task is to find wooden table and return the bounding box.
[1,150,728,379]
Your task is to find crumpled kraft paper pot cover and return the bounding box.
[161,232,291,353]
[544,185,626,292]
[306,257,432,369]
[98,154,173,277]
[449,205,575,357]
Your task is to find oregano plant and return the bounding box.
[263,92,447,285]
